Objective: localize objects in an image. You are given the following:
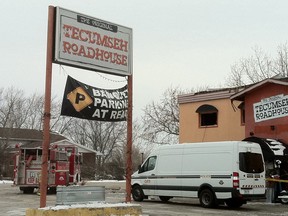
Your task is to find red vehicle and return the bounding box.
[13,144,81,194]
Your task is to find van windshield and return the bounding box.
[239,152,264,173]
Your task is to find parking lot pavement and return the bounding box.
[1,183,288,216]
[0,183,56,216]
[138,197,287,216]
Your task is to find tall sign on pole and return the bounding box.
[40,6,55,208]
[41,6,133,207]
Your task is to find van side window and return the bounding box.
[139,156,157,173]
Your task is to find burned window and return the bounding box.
[200,112,217,126]
[196,104,218,127]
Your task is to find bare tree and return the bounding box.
[102,119,150,179]
[21,93,44,130]
[142,86,185,145]
[65,119,127,178]
[0,86,76,134]
[0,87,25,128]
[226,44,288,87]
[274,43,288,76]
[50,98,75,134]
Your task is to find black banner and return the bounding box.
[61,76,128,122]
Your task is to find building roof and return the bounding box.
[178,76,288,104]
[230,78,288,101]
[0,128,66,143]
[178,87,243,104]
[1,128,97,154]
[53,140,98,154]
[16,139,97,154]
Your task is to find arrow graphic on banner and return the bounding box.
[67,87,93,112]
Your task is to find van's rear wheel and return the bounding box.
[199,189,217,208]
[159,196,172,202]
[132,185,144,202]
[281,198,288,204]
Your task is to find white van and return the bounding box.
[131,141,266,208]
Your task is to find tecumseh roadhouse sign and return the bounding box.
[54,7,133,76]
[253,94,288,122]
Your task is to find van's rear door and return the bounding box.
[238,147,265,196]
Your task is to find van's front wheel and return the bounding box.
[281,198,288,204]
[199,189,217,208]
[132,185,144,202]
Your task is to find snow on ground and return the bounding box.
[42,202,138,211]
[1,179,136,213]
[88,180,125,183]
[0,180,124,184]
[0,180,13,184]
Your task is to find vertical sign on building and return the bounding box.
[253,94,288,122]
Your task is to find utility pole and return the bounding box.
[40,5,54,208]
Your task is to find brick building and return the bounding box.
[231,77,288,144]
[178,77,288,144]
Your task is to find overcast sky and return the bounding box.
[1,0,288,118]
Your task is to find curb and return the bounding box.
[26,203,142,216]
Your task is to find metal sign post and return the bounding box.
[126,75,133,202]
[40,6,54,208]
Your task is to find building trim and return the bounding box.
[178,89,241,104]
[52,139,98,154]
[230,78,288,101]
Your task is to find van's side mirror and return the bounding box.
[138,165,142,173]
